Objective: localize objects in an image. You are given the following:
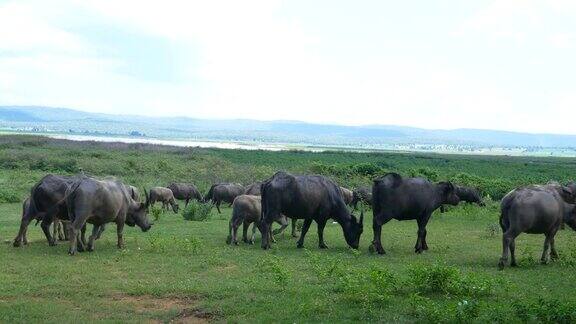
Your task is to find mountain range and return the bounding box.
[1,106,575,151]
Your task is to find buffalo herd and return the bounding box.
[10,170,576,270]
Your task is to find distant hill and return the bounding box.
[1,106,576,151]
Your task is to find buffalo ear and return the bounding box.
[560,186,575,203]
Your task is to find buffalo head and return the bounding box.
[438,182,460,206]
[343,211,364,249]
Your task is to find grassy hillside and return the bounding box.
[1,135,576,322]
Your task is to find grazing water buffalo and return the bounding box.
[148,187,179,213]
[259,171,363,250]
[167,183,203,207]
[66,178,152,255]
[351,186,373,210]
[204,183,245,213]
[244,182,262,196]
[498,184,576,269]
[13,174,80,247]
[340,187,354,206]
[371,173,460,254]
[226,195,291,245]
[440,185,485,212]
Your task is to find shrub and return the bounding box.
[150,206,163,222]
[182,201,213,221]
[513,298,576,323]
[408,263,496,297]
[0,188,22,203]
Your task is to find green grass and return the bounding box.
[2,202,576,322]
[2,135,576,322]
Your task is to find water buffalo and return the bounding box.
[204,183,245,213]
[242,181,299,237]
[66,178,152,255]
[351,186,373,210]
[440,185,485,212]
[244,182,262,196]
[149,187,179,213]
[167,183,203,207]
[498,184,576,269]
[259,171,363,250]
[370,173,460,254]
[13,174,80,247]
[340,187,354,206]
[226,195,291,245]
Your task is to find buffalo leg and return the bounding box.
[272,217,289,236]
[227,218,240,245]
[296,218,313,249]
[87,225,102,252]
[14,214,34,247]
[41,217,56,246]
[498,230,518,269]
[291,219,298,238]
[216,201,222,214]
[57,221,65,241]
[370,213,392,255]
[242,222,249,243]
[185,198,190,208]
[95,225,106,240]
[415,215,430,253]
[550,236,559,260]
[541,232,556,265]
[116,221,125,249]
[510,239,517,267]
[68,219,85,256]
[317,218,329,249]
[251,222,258,244]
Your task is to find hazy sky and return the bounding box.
[1,0,575,134]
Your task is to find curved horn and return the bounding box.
[144,189,150,207]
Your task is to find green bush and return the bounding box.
[408,263,496,297]
[513,298,576,323]
[182,201,213,221]
[0,188,22,203]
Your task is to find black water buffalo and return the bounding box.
[244,182,262,196]
[371,173,460,254]
[149,187,179,213]
[13,174,80,247]
[226,195,291,245]
[340,187,354,206]
[440,185,484,212]
[498,184,576,269]
[351,186,372,210]
[167,183,203,207]
[204,183,245,213]
[259,171,363,250]
[66,178,152,255]
[242,181,299,237]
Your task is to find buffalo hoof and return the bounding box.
[13,240,22,248]
[541,259,549,265]
[49,241,57,247]
[291,234,298,238]
[248,241,254,245]
[297,243,304,249]
[369,243,385,255]
[510,262,518,267]
[498,259,506,270]
[225,237,232,245]
[319,243,329,249]
[86,246,94,252]
[415,248,423,254]
[68,249,76,256]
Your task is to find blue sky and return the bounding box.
[1,0,575,134]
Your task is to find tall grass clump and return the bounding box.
[182,200,213,221]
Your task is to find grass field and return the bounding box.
[1,135,576,323]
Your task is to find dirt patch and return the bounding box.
[111,294,213,323]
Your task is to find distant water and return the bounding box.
[46,134,297,151]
